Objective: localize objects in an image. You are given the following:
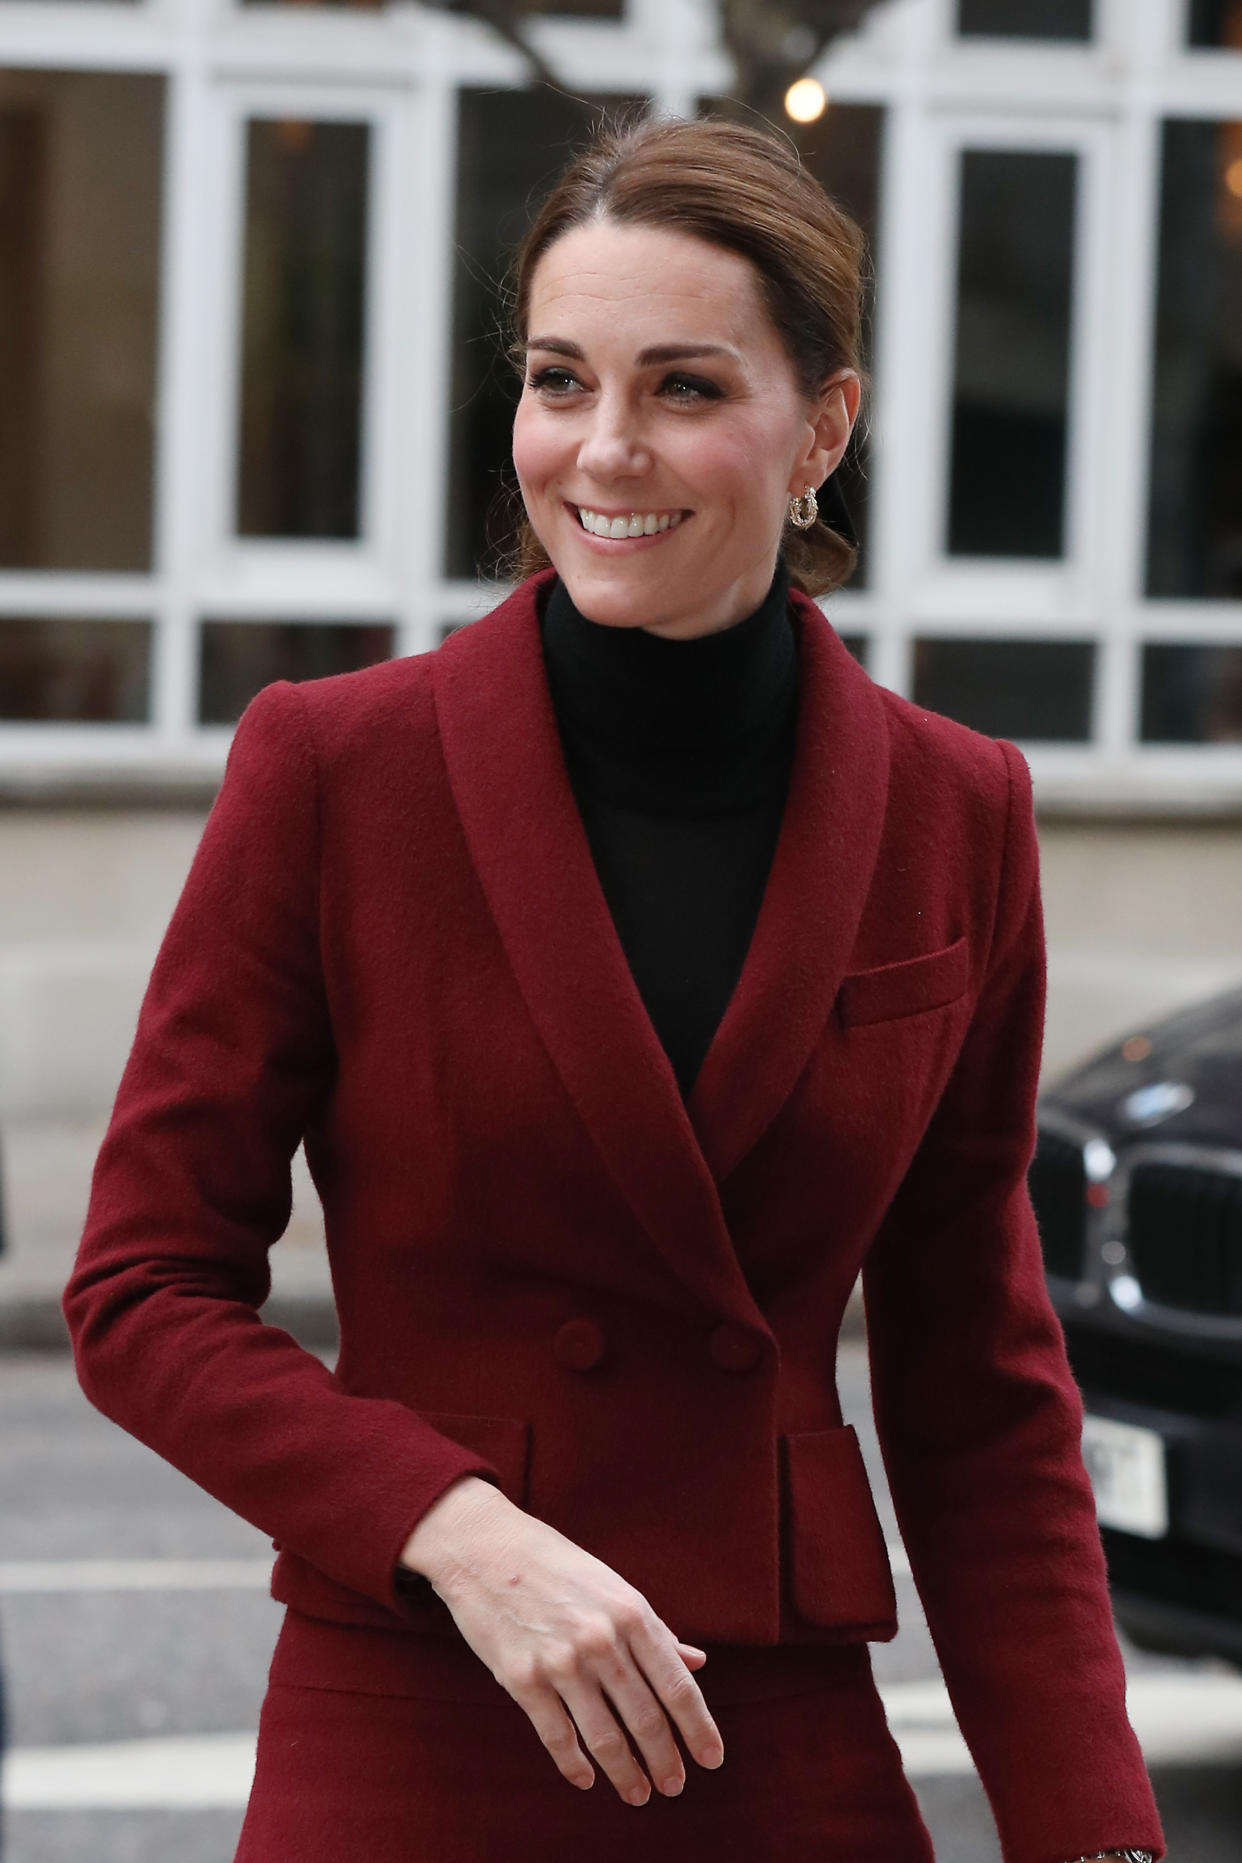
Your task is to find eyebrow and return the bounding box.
[525,337,739,366]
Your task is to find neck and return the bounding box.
[538,560,798,817]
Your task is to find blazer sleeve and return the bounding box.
[861,740,1164,1863]
[63,682,505,1618]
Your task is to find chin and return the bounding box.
[558,565,674,632]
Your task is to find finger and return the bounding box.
[511,1684,596,1792]
[633,1628,724,1772]
[677,1642,707,1668]
[574,1629,699,1801]
[559,1674,663,1805]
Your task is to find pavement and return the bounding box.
[0,1118,866,1352]
[6,1338,1238,1862]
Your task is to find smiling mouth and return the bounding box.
[574,506,687,538]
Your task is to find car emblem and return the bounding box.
[1120,1080,1195,1127]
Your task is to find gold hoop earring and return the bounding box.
[788,486,818,531]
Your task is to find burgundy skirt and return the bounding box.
[234,1610,934,1862]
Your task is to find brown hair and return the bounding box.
[508,114,869,598]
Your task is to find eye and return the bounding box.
[659,373,723,403]
[526,365,583,396]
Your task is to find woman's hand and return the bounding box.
[399,1475,725,1805]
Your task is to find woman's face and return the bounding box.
[512,218,859,640]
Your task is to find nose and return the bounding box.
[575,392,650,482]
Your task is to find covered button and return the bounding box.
[709,1322,762,1373]
[554,1317,607,1372]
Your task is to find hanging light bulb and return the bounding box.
[784,78,827,125]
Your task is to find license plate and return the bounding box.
[1081,1413,1168,1539]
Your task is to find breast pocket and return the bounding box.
[836,937,969,1030]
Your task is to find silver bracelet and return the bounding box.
[1064,1851,1153,1862]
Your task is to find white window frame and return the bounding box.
[0,0,1239,811]
[200,92,402,582]
[896,112,1113,630]
[830,0,1242,808]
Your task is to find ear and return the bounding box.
[788,368,862,497]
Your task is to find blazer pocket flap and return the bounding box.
[419,1410,530,1505]
[783,1425,897,1635]
[837,937,969,1029]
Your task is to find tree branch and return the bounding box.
[426,0,563,94]
[425,0,890,117]
[720,0,886,115]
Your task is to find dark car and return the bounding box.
[1029,984,1242,1666]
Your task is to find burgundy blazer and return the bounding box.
[66,573,1162,1861]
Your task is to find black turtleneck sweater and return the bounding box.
[539,562,798,1099]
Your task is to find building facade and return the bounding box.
[2,0,1242,1118]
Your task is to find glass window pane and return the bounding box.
[957,0,1093,37]
[537,0,624,13]
[691,97,884,591]
[198,620,394,724]
[947,150,1077,559]
[448,92,643,582]
[789,103,884,591]
[913,637,1094,740]
[238,0,626,8]
[1141,644,1242,742]
[1147,121,1242,598]
[0,619,150,721]
[0,71,162,571]
[1188,2,1242,49]
[237,120,370,540]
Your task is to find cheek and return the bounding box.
[680,416,796,508]
[511,404,560,502]
[685,448,791,556]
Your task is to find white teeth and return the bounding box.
[575,507,684,537]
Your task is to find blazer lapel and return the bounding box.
[433,576,891,1309]
[688,593,891,1186]
[434,574,760,1321]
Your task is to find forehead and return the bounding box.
[526,218,776,352]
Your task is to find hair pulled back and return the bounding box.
[510,115,868,599]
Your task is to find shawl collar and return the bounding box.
[433,572,890,1318]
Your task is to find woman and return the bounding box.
[65,119,1163,1862]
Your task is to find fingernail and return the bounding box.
[628,1785,650,1806]
[661,1776,684,1797]
[702,1744,724,1769]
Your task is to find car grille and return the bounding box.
[1063,1323,1242,1421]
[1128,1160,1242,1317]
[1103,1528,1242,1628]
[1028,1127,1088,1281]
